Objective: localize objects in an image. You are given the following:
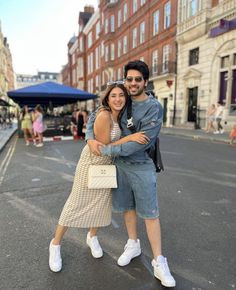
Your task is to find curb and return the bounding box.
[161,130,230,145]
[0,128,18,153]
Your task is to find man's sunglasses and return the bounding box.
[107,80,125,86]
[125,76,143,83]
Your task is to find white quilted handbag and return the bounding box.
[88,165,117,189]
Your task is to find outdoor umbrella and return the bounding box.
[7,81,97,107]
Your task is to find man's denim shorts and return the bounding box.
[112,159,159,219]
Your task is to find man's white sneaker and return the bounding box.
[152,256,176,287]
[214,131,220,134]
[117,239,141,266]
[49,240,62,272]
[86,232,103,258]
[36,143,44,147]
[220,129,224,134]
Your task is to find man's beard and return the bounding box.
[128,86,144,96]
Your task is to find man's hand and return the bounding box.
[87,140,104,156]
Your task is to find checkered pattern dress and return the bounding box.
[58,119,121,228]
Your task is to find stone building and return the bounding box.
[0,22,14,101]
[176,0,236,129]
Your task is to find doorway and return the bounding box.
[187,87,198,122]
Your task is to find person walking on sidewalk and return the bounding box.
[214,102,224,134]
[49,83,148,273]
[229,124,236,145]
[205,104,216,133]
[86,60,176,288]
[20,105,35,146]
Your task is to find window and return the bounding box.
[140,21,145,44]
[111,15,115,32]
[118,40,122,57]
[110,43,115,60]
[189,47,199,66]
[221,55,229,68]
[118,10,122,27]
[105,18,109,34]
[133,0,138,13]
[123,3,128,22]
[234,54,236,65]
[79,37,83,52]
[100,42,104,57]
[152,50,158,73]
[117,68,121,80]
[164,1,171,29]
[96,22,100,39]
[88,32,92,48]
[95,47,99,69]
[132,27,137,48]
[105,46,109,62]
[123,35,127,54]
[153,10,159,36]
[189,0,198,17]
[162,45,169,72]
[140,0,146,6]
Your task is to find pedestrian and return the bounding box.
[32,104,44,147]
[214,102,224,134]
[86,60,176,287]
[20,105,35,146]
[205,104,216,133]
[76,108,87,139]
[70,105,78,137]
[229,124,236,145]
[49,83,148,273]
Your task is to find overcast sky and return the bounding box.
[0,0,98,75]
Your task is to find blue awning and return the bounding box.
[7,81,97,107]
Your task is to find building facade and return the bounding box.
[0,22,14,101]
[176,0,236,129]
[63,0,177,124]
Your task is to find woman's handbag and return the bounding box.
[88,164,117,189]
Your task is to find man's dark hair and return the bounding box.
[124,60,149,81]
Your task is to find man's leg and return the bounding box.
[145,218,176,287]
[145,217,161,258]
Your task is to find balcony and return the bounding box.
[149,61,176,79]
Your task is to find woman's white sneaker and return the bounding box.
[117,239,141,266]
[86,232,103,258]
[152,256,176,287]
[49,240,62,272]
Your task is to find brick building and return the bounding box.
[62,0,177,124]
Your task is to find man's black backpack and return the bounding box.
[126,97,164,173]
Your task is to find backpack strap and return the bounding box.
[126,97,136,133]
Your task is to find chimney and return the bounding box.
[84,5,94,14]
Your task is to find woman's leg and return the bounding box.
[87,227,103,258]
[52,224,68,245]
[23,129,29,144]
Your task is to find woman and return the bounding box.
[32,105,44,147]
[205,104,216,133]
[49,83,149,272]
[76,108,88,139]
[20,105,35,146]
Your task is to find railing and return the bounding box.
[149,61,176,78]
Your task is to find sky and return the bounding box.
[0,0,98,75]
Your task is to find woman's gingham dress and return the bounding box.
[58,118,121,228]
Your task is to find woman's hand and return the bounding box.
[87,139,104,156]
[128,132,150,144]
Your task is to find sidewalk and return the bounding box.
[0,124,232,153]
[161,126,230,144]
[0,122,18,153]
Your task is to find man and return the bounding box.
[86,60,176,287]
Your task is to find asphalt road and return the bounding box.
[0,134,235,290]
